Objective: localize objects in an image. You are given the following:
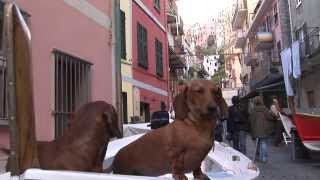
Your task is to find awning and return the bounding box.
[242,74,284,99]
[250,74,283,90]
[256,81,284,91]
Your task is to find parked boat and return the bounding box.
[294,113,320,151]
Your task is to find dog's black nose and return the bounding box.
[207,104,217,113]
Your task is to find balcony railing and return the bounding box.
[169,17,184,36]
[244,53,257,66]
[166,0,177,24]
[249,51,281,87]
[235,30,247,48]
[300,27,320,58]
[169,47,185,70]
[232,0,248,30]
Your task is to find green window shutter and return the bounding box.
[153,0,160,12]
[137,23,143,67]
[143,27,148,68]
[137,23,148,69]
[120,10,126,59]
[155,39,163,77]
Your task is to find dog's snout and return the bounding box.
[207,104,217,113]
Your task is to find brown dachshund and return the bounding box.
[112,80,228,180]
[37,101,122,172]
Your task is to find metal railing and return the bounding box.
[166,0,177,16]
[0,52,7,125]
[53,50,92,138]
[232,0,247,26]
[301,27,320,58]
[250,51,273,85]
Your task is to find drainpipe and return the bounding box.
[112,0,123,137]
[287,0,294,44]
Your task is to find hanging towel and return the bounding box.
[280,48,294,96]
[292,41,301,79]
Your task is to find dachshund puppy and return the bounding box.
[37,101,122,172]
[112,80,228,180]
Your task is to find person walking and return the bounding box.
[250,96,273,163]
[270,97,284,146]
[228,96,250,154]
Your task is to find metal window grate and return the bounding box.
[53,50,92,138]
[0,52,7,125]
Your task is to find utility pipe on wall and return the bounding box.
[112,0,123,137]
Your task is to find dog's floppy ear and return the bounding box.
[103,109,122,138]
[215,87,229,120]
[173,86,189,120]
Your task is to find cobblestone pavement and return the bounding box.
[245,137,320,180]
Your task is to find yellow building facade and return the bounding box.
[120,0,134,123]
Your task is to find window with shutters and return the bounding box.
[153,0,160,13]
[120,10,126,60]
[137,23,148,68]
[155,39,163,77]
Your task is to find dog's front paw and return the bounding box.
[172,174,188,180]
[194,173,210,180]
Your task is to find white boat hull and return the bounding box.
[1,123,259,180]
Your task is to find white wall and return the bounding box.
[203,55,219,77]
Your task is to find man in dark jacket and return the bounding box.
[228,96,250,154]
[250,96,274,163]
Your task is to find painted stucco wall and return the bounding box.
[4,0,114,141]
[289,0,320,33]
[203,55,219,77]
[132,0,169,113]
[300,69,320,113]
[120,0,134,122]
[250,0,282,49]
[288,0,320,113]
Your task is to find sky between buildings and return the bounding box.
[176,0,235,26]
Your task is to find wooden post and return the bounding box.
[4,3,19,175]
[112,0,123,137]
[4,3,39,175]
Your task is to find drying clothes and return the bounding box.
[280,48,294,96]
[292,41,301,79]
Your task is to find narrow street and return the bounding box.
[0,0,320,179]
[245,138,320,180]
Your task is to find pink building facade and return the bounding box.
[130,0,169,122]
[241,0,287,106]
[0,0,115,146]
